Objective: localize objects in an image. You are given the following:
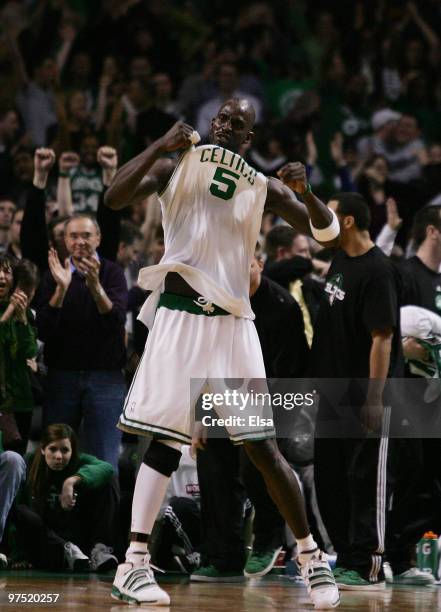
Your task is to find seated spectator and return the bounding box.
[0,431,26,568]
[151,445,200,574]
[13,424,118,572]
[36,214,128,469]
[0,254,38,455]
[0,199,16,253]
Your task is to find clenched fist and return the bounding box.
[98,146,118,185]
[59,151,80,175]
[277,162,308,194]
[34,148,56,189]
[157,121,196,153]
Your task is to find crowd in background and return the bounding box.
[0,0,441,579]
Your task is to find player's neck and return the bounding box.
[342,231,374,257]
[416,243,441,273]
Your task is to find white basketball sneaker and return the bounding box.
[111,555,170,606]
[298,550,340,610]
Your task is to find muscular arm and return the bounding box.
[265,176,339,248]
[104,121,195,210]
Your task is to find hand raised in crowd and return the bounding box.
[48,247,72,291]
[10,289,28,323]
[97,146,118,186]
[157,121,196,153]
[34,148,56,189]
[59,151,80,176]
[59,477,78,511]
[330,132,346,167]
[277,162,308,194]
[385,197,402,231]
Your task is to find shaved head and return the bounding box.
[220,98,256,130]
[210,98,256,152]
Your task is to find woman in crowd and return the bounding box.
[12,423,119,572]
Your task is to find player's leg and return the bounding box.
[243,438,340,610]
[112,438,182,606]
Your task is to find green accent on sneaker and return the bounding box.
[158,292,229,316]
[332,566,347,579]
[191,565,245,582]
[111,586,137,604]
[244,547,283,578]
[336,569,370,586]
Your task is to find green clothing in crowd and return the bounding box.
[0,303,37,413]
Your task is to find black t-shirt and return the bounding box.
[401,256,441,314]
[252,275,309,378]
[311,246,403,379]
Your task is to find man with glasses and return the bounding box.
[36,214,128,469]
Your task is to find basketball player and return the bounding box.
[105,99,340,609]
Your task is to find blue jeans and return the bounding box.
[44,370,125,469]
[0,451,26,542]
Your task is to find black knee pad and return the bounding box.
[143,440,182,477]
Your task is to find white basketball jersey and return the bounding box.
[138,145,267,328]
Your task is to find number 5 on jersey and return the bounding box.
[209,168,240,201]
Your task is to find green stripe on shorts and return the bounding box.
[158,292,229,316]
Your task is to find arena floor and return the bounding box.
[1,571,441,611]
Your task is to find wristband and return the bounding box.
[309,208,340,242]
[59,171,70,178]
[301,182,312,195]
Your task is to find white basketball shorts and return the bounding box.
[118,301,275,444]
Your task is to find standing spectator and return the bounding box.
[0,199,16,253]
[0,254,38,454]
[385,114,425,184]
[15,55,58,147]
[312,192,403,590]
[7,209,23,260]
[36,214,128,469]
[13,424,118,572]
[0,106,20,195]
[357,108,401,161]
[69,134,103,213]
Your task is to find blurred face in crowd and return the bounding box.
[430,144,441,164]
[130,56,151,82]
[127,79,148,108]
[0,261,13,300]
[71,52,91,81]
[41,438,72,471]
[249,255,263,294]
[64,217,101,263]
[0,110,19,142]
[118,239,142,268]
[69,91,89,122]
[13,151,33,183]
[134,28,153,53]
[102,55,119,79]
[367,155,389,181]
[9,209,23,245]
[405,39,423,68]
[218,64,238,95]
[291,235,311,259]
[80,136,98,168]
[153,73,172,99]
[150,236,165,265]
[395,115,419,145]
[35,58,57,87]
[0,200,16,230]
